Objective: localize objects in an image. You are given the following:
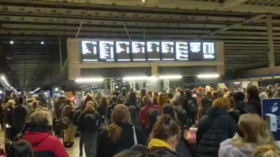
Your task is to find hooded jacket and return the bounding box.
[138,102,161,128]
[54,96,66,118]
[148,139,178,157]
[219,139,258,157]
[22,126,68,157]
[12,104,29,129]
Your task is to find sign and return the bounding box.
[147,41,160,61]
[261,98,280,140]
[203,42,215,59]
[81,41,98,61]
[116,41,130,61]
[176,42,189,60]
[161,41,175,60]
[99,41,114,61]
[132,41,146,61]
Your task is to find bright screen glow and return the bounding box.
[203,42,215,59]
[132,41,146,61]
[147,41,160,61]
[99,41,114,61]
[161,41,175,60]
[176,42,188,60]
[116,41,130,61]
[81,41,98,61]
[189,42,201,53]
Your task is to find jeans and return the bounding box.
[80,132,97,157]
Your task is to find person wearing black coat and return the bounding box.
[97,104,147,157]
[246,85,262,116]
[196,98,236,157]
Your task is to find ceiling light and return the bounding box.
[41,41,44,45]
[159,75,182,80]
[10,41,14,44]
[197,74,220,79]
[0,90,2,94]
[55,87,59,91]
[123,76,148,81]
[234,82,241,85]
[75,78,104,83]
[142,0,145,2]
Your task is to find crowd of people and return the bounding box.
[0,85,280,157]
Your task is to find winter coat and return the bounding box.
[247,100,261,116]
[97,123,147,157]
[22,126,68,157]
[138,103,161,128]
[77,110,100,133]
[219,139,258,157]
[61,104,74,121]
[106,103,117,123]
[54,96,66,118]
[3,106,14,127]
[149,139,178,157]
[12,104,29,129]
[196,107,237,157]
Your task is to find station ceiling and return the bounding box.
[0,0,280,87]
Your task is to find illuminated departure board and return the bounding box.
[132,41,146,61]
[147,41,160,61]
[80,40,216,62]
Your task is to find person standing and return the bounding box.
[247,85,262,116]
[78,101,100,157]
[12,97,29,136]
[183,89,198,127]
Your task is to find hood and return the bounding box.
[207,107,228,117]
[148,139,172,150]
[221,139,258,157]
[22,131,50,146]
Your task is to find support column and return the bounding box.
[266,15,275,68]
[147,65,160,92]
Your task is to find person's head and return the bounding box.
[253,145,280,157]
[108,104,130,143]
[129,88,134,93]
[171,98,180,106]
[200,96,211,108]
[7,99,15,107]
[212,91,219,100]
[206,91,212,97]
[153,92,159,98]
[185,89,192,98]
[141,89,146,97]
[275,83,280,88]
[65,99,72,106]
[247,85,261,101]
[233,92,245,103]
[129,92,137,100]
[142,95,151,105]
[198,87,203,92]
[148,109,161,126]
[212,97,230,111]
[147,90,153,97]
[167,92,173,99]
[259,92,269,100]
[112,95,118,104]
[100,97,108,108]
[32,101,39,110]
[179,90,184,97]
[60,90,65,96]
[18,97,24,105]
[152,115,180,149]
[85,95,93,104]
[85,101,95,112]
[176,87,181,93]
[122,88,127,96]
[9,140,34,157]
[29,109,49,127]
[128,105,137,120]
[234,114,274,146]
[162,104,176,120]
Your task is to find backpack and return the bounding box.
[58,117,71,130]
[72,108,82,126]
[187,99,197,113]
[84,113,98,131]
[175,107,188,127]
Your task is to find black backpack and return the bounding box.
[175,107,188,127]
[84,113,98,131]
[72,108,82,126]
[187,99,197,113]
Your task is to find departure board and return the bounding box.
[161,41,175,61]
[147,41,160,61]
[81,41,98,61]
[116,41,131,61]
[132,41,146,61]
[80,40,216,62]
[176,42,189,60]
[99,41,114,61]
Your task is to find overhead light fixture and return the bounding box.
[123,76,148,81]
[159,75,182,80]
[41,41,44,45]
[75,78,104,83]
[197,74,220,79]
[10,41,14,44]
[55,87,59,91]
[142,0,145,2]
[0,90,2,94]
[234,82,241,85]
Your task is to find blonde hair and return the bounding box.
[253,145,280,157]
[107,104,130,143]
[85,101,95,112]
[7,99,15,107]
[212,98,230,111]
[233,114,275,147]
[29,109,49,126]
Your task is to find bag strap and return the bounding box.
[132,126,138,145]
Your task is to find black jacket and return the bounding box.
[247,100,261,116]
[97,123,147,157]
[4,106,14,127]
[78,110,100,133]
[196,107,236,157]
[106,104,117,123]
[12,104,29,129]
[151,147,178,157]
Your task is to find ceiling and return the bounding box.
[0,0,280,88]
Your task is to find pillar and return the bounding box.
[146,65,160,92]
[266,15,275,68]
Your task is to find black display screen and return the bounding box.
[147,41,160,61]
[161,41,175,61]
[189,42,203,60]
[116,41,131,61]
[81,41,98,62]
[132,41,146,61]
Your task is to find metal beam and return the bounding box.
[266,15,275,68]
[223,0,249,9]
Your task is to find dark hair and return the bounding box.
[141,89,146,97]
[185,89,192,98]
[233,92,245,102]
[112,95,118,103]
[179,90,184,96]
[129,92,137,101]
[9,140,34,157]
[148,109,161,126]
[247,85,261,102]
[167,93,173,99]
[65,99,72,105]
[152,115,180,141]
[122,88,127,97]
[162,104,176,120]
[85,95,93,105]
[18,97,24,105]
[128,105,137,120]
[99,97,108,112]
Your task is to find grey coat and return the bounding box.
[219,138,258,157]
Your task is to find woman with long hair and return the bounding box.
[253,145,280,157]
[97,97,108,124]
[7,140,34,157]
[247,85,261,116]
[97,104,146,157]
[77,101,100,157]
[196,98,236,157]
[219,114,275,157]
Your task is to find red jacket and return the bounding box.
[138,103,161,128]
[22,131,68,157]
